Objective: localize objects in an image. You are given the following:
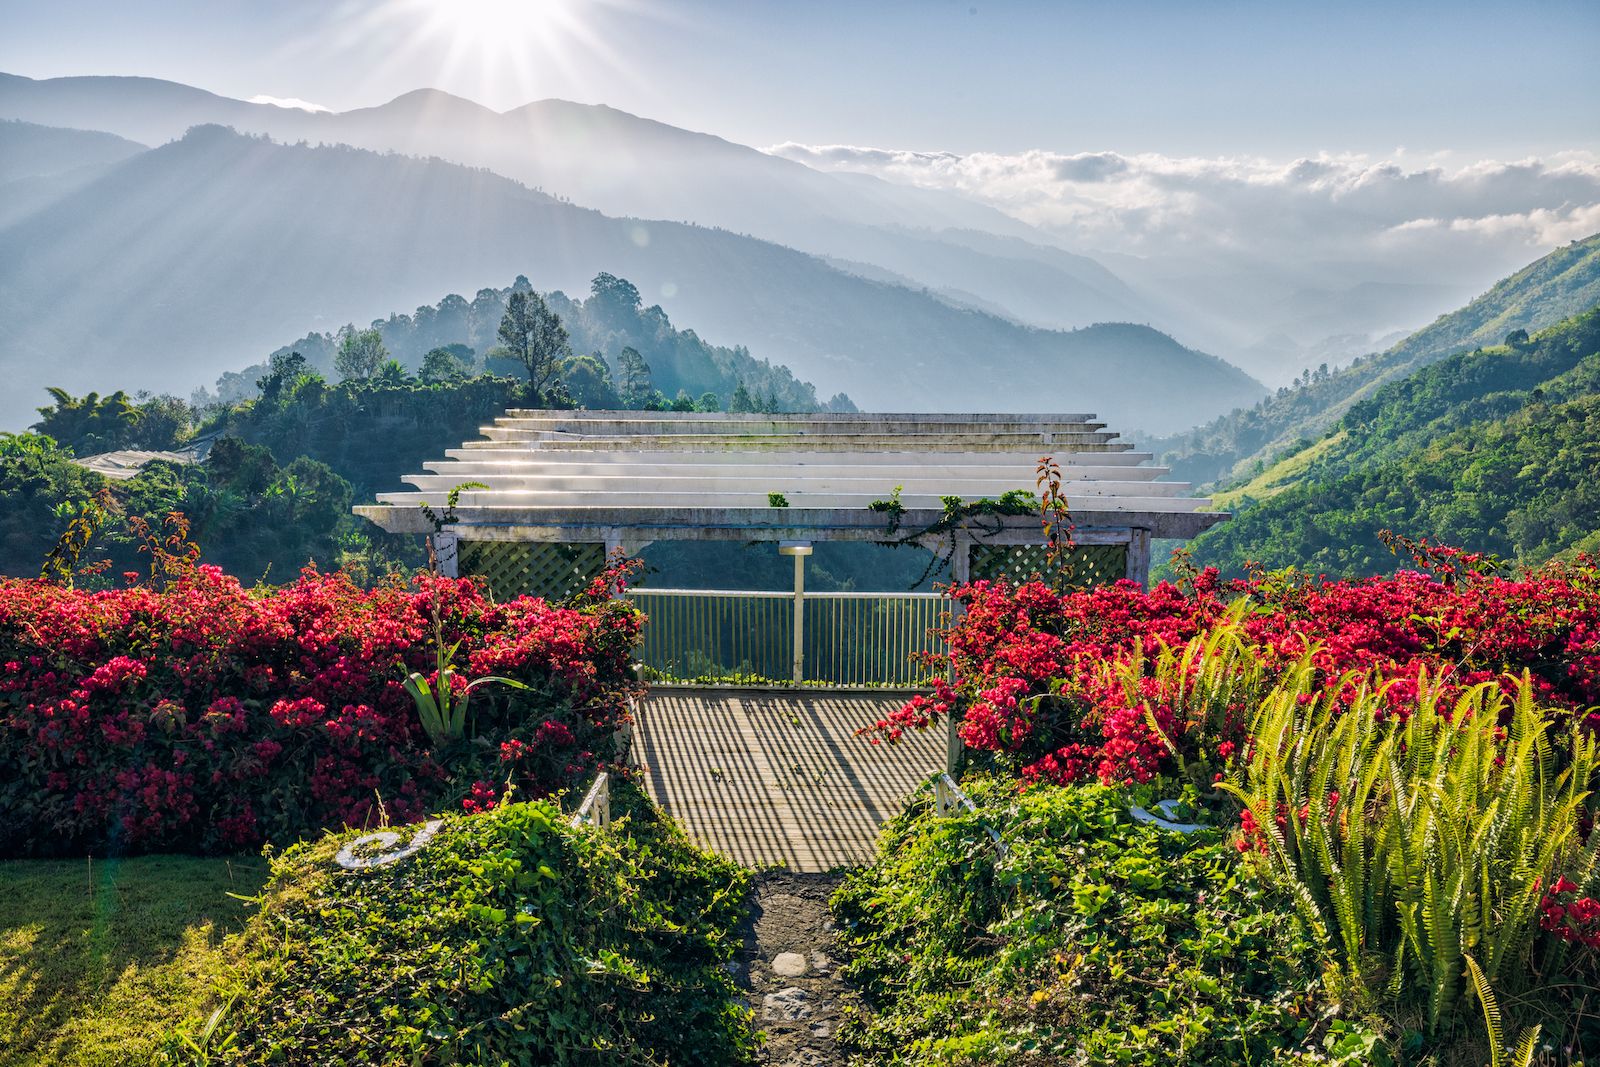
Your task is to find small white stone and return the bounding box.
[772,951,808,977]
[809,950,833,974]
[763,987,813,1021]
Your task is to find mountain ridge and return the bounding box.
[0,71,1189,343]
[0,124,1263,430]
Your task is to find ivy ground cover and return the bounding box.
[173,782,755,1065]
[834,778,1374,1066]
[0,566,641,856]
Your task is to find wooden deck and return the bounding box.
[634,689,945,871]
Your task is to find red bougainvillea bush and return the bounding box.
[0,565,642,856]
[868,546,1600,788]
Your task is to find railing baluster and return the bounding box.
[626,588,952,687]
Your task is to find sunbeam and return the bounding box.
[293,0,667,111]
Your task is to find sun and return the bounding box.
[315,0,658,110]
[406,0,596,66]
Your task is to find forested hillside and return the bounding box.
[1151,233,1600,486]
[1180,306,1600,576]
[220,273,844,413]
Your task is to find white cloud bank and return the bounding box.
[248,94,332,113]
[766,142,1600,280]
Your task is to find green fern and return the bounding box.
[1466,953,1542,1067]
[1218,655,1595,1035]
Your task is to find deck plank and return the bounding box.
[634,689,946,871]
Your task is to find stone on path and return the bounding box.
[771,951,808,977]
[763,987,814,1021]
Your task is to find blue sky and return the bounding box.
[1,0,1595,158]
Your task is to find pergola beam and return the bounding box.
[355,410,1229,590]
[358,506,1219,543]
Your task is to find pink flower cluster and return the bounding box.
[1540,876,1600,949]
[865,553,1600,787]
[0,563,642,855]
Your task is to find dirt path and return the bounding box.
[737,871,851,1066]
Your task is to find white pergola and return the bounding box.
[355,410,1226,592]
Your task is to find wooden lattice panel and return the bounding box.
[459,541,608,601]
[969,543,1127,590]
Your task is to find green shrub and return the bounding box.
[173,784,756,1065]
[832,777,1386,1066]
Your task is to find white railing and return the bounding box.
[932,772,1009,859]
[625,588,949,687]
[571,771,611,829]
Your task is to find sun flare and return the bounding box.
[406,0,593,65]
[318,0,656,109]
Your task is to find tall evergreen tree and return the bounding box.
[497,290,570,401]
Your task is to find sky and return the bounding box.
[1,0,1595,160]
[2,0,1596,323]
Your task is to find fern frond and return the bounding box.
[1464,954,1503,1067]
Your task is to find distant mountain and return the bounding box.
[0,126,1263,430]
[0,72,1166,339]
[1103,249,1481,384]
[1149,233,1600,487]
[0,119,145,226]
[1179,306,1600,577]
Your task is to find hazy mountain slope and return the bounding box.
[1181,307,1600,577]
[0,73,1174,336]
[0,118,144,181]
[0,126,1262,430]
[0,119,145,226]
[1104,249,1480,380]
[819,225,1151,329]
[1149,233,1600,486]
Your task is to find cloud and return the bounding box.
[1051,152,1128,183]
[249,94,332,113]
[765,141,1600,280]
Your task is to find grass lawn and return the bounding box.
[0,855,268,1067]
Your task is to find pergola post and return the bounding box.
[432,532,459,578]
[950,536,972,586]
[1125,528,1153,588]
